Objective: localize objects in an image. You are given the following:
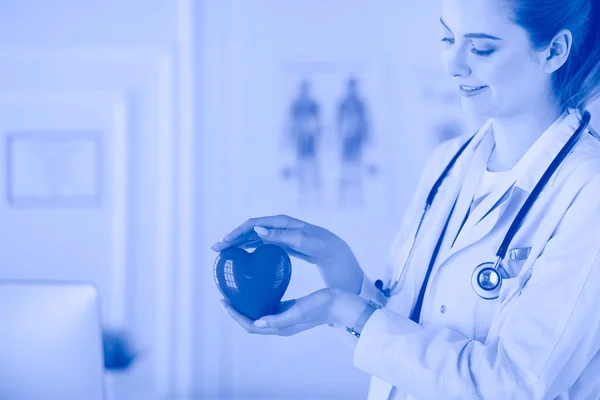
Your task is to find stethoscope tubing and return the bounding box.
[377,111,591,299]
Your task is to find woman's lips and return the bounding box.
[459,85,488,97]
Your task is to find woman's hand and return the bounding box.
[211,214,364,294]
[220,288,367,336]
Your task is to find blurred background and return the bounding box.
[0,1,598,399]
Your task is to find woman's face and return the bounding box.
[440,0,552,118]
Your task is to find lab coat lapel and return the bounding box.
[443,129,496,252]
[439,110,585,264]
[433,125,516,264]
[385,124,491,320]
[418,124,492,256]
[447,171,517,258]
[447,184,514,258]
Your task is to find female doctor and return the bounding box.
[211,0,600,398]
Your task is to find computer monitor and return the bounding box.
[0,281,106,400]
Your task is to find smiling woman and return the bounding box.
[214,0,600,398]
[440,0,600,173]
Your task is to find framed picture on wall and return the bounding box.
[0,91,128,330]
[6,131,102,207]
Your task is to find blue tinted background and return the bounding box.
[0,1,599,399]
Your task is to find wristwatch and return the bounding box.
[346,298,383,339]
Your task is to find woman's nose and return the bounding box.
[445,45,471,78]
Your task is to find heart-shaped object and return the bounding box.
[214,244,292,320]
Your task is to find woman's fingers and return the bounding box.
[220,299,311,336]
[253,304,303,329]
[275,322,316,337]
[221,215,306,243]
[254,227,312,255]
[220,300,280,335]
[212,235,263,252]
[212,225,315,261]
[211,235,313,264]
[272,299,297,315]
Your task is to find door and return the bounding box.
[0,49,175,399]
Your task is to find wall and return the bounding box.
[191,0,468,398]
[0,1,188,398]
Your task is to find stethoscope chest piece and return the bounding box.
[471,261,509,300]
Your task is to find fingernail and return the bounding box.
[211,242,220,251]
[253,319,267,328]
[254,226,269,236]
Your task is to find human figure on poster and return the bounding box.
[337,77,370,207]
[285,79,322,206]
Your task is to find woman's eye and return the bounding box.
[471,47,495,57]
[441,37,454,45]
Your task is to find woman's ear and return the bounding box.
[541,29,573,74]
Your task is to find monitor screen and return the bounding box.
[0,281,105,400]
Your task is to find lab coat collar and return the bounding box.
[467,108,583,222]
[439,109,585,265]
[511,108,583,193]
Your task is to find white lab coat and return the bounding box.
[339,109,600,399]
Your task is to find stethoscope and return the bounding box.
[375,110,591,300]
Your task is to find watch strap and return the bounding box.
[346,298,382,338]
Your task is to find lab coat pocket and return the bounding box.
[501,247,531,277]
[496,249,530,306]
[475,276,524,342]
[475,256,528,342]
[480,276,526,344]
